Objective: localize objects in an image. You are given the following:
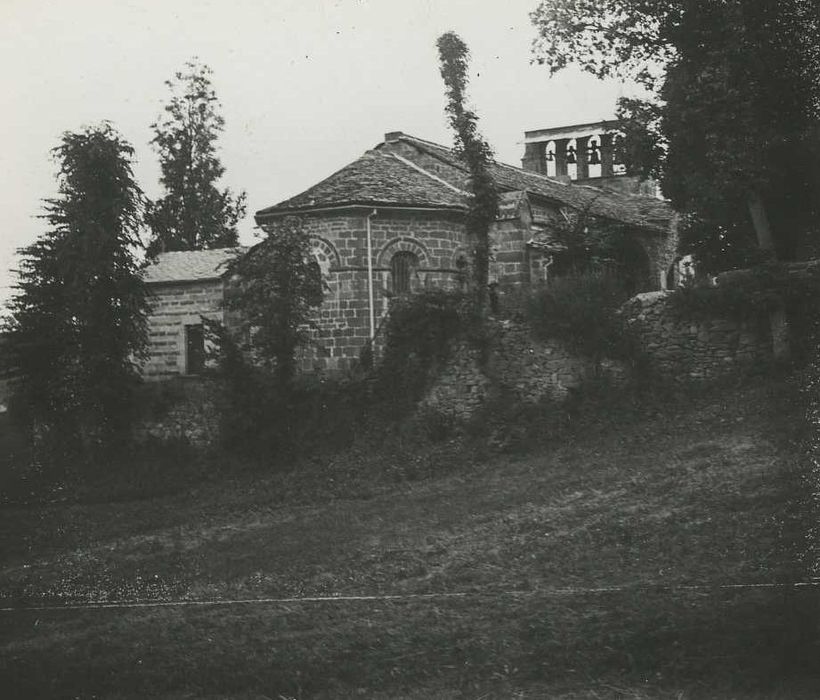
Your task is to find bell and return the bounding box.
[566,145,577,164]
[588,140,601,165]
[545,150,555,162]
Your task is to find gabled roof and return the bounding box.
[256,132,674,234]
[142,247,246,284]
[256,150,468,217]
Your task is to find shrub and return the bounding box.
[203,318,364,466]
[375,290,482,413]
[525,271,630,363]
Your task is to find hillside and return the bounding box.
[0,376,817,698]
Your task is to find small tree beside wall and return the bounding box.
[224,216,323,386]
[205,215,327,460]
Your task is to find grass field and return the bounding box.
[1,375,818,698]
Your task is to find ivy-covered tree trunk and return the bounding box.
[744,190,789,358]
[437,32,499,312]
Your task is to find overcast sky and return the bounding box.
[0,0,640,309]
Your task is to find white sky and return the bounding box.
[0,0,639,309]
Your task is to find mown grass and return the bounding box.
[0,374,818,698]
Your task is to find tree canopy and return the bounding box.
[146,59,247,257]
[5,123,150,460]
[531,0,820,273]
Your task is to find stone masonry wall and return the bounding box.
[621,291,772,380]
[132,378,221,448]
[422,284,771,421]
[143,280,224,381]
[279,210,472,373]
[269,209,533,375]
[421,320,620,421]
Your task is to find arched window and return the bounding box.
[391,251,418,294]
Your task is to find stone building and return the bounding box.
[138,129,677,378]
[141,247,243,381]
[254,131,677,373]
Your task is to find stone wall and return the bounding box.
[132,377,221,447]
[143,280,225,381]
[266,210,473,374]
[262,208,474,373]
[421,320,621,421]
[422,285,774,421]
[264,207,535,375]
[621,291,773,380]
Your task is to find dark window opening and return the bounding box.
[391,251,418,294]
[455,255,469,290]
[185,324,205,375]
[306,259,324,307]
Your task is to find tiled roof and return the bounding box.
[255,132,674,234]
[392,134,674,233]
[142,247,246,284]
[256,150,468,217]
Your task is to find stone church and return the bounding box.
[141,123,677,378]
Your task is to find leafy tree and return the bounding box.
[146,59,247,257]
[223,216,323,386]
[530,0,820,273]
[437,32,500,310]
[5,123,149,461]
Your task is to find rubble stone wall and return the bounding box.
[421,320,625,421]
[132,378,221,448]
[621,291,772,380]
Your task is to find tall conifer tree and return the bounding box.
[146,60,246,257]
[5,124,149,460]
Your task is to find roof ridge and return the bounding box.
[391,135,470,174]
[387,152,472,197]
[258,151,382,215]
[155,246,246,255]
[397,133,560,182]
[395,133,669,204]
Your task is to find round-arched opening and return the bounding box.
[306,258,324,307]
[390,251,419,294]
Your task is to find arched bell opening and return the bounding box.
[566,138,578,180]
[587,135,603,179]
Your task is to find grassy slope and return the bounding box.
[0,376,817,698]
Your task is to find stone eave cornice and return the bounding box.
[255,202,467,223]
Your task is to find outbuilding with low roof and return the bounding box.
[141,248,244,380]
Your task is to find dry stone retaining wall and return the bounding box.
[132,378,221,448]
[421,320,624,421]
[621,291,772,380]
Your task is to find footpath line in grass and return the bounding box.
[3,579,819,613]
